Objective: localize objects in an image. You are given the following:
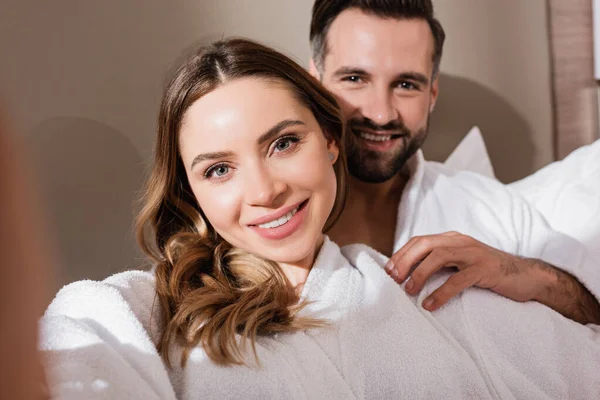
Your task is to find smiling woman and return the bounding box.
[179,80,338,277]
[135,38,348,367]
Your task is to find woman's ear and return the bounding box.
[326,136,340,165]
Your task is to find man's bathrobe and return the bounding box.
[391,150,599,301]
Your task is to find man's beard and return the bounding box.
[345,116,429,184]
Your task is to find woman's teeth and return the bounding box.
[257,206,300,229]
[359,132,392,142]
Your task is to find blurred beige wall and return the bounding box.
[0,0,554,290]
[428,0,554,183]
[0,0,312,293]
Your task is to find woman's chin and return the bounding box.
[260,248,312,266]
[249,235,322,268]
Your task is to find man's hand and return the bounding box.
[384,231,600,324]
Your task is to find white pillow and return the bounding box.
[444,126,496,179]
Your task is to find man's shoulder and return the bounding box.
[416,159,529,225]
[406,160,527,253]
[421,159,512,196]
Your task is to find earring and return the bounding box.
[328,152,334,161]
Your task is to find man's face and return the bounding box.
[313,9,439,183]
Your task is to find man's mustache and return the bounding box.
[349,119,410,135]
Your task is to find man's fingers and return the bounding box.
[385,236,420,269]
[441,231,462,237]
[388,233,455,266]
[388,235,466,283]
[404,247,458,295]
[422,269,480,311]
[384,235,424,281]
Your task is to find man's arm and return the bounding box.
[383,169,600,325]
[529,258,600,324]
[384,231,600,325]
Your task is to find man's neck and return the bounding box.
[348,170,408,206]
[328,169,410,256]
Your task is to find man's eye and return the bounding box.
[343,75,362,83]
[399,81,416,90]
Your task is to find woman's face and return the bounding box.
[179,78,339,269]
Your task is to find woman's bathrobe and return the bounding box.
[40,238,600,400]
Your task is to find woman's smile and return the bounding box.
[248,199,309,240]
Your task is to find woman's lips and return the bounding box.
[248,200,309,241]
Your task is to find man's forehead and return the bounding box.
[324,8,434,74]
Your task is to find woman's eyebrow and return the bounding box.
[190,150,233,170]
[190,119,305,170]
[257,119,305,146]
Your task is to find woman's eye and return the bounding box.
[275,138,292,152]
[205,164,230,179]
[214,166,229,176]
[273,136,299,153]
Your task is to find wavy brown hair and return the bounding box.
[136,38,348,367]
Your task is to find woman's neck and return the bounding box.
[278,234,325,290]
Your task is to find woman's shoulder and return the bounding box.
[40,270,177,399]
[340,243,388,270]
[45,269,157,318]
[42,269,160,346]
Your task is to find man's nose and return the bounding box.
[361,88,398,127]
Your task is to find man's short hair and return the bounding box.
[310,0,446,77]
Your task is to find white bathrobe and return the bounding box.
[41,236,600,400]
[394,151,600,302]
[41,151,600,399]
